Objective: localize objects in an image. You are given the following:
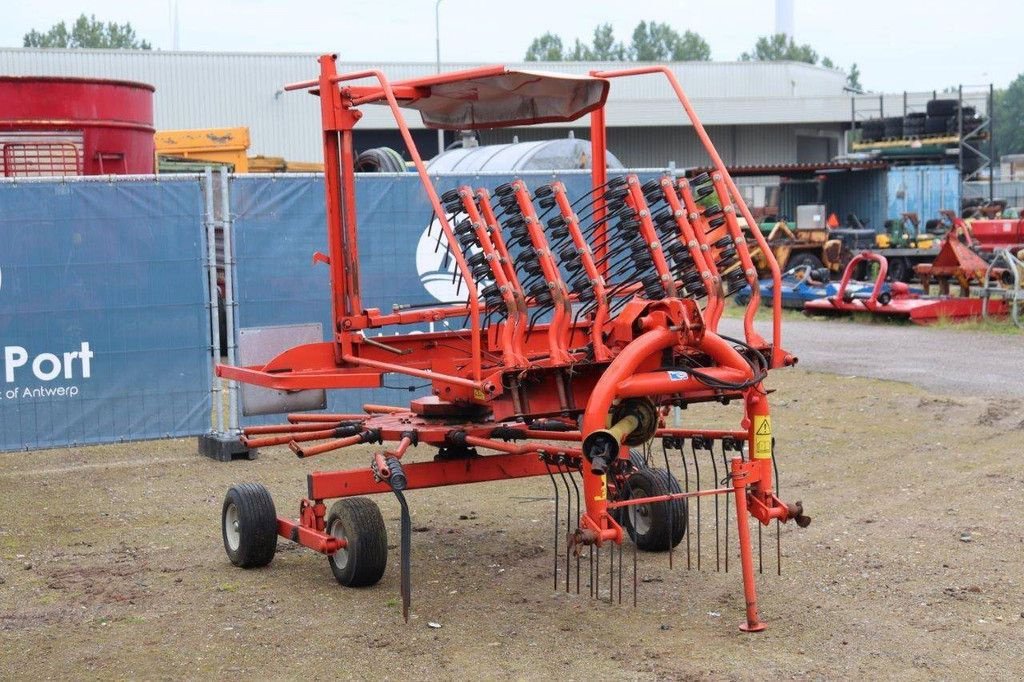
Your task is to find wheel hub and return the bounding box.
[329,518,350,569]
[224,502,241,551]
[630,503,653,536]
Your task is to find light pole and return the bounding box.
[435,0,445,157]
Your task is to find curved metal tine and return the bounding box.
[676,438,692,570]
[556,463,573,593]
[609,529,614,604]
[773,441,782,576]
[544,462,560,591]
[568,468,582,594]
[590,539,596,599]
[721,441,731,574]
[690,440,702,571]
[393,489,413,622]
[625,473,638,606]
[618,533,623,605]
[659,438,675,570]
[708,439,720,572]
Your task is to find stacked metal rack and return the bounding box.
[849,85,995,202]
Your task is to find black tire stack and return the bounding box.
[925,99,981,137]
[902,112,926,137]
[859,98,982,142]
[860,118,884,142]
[882,116,904,139]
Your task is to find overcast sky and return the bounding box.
[3,1,1019,93]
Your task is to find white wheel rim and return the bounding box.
[329,518,349,569]
[630,503,653,536]
[224,502,241,551]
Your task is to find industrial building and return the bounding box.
[0,47,899,167]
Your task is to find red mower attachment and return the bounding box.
[805,251,1010,323]
[216,55,809,632]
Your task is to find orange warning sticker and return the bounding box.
[594,474,608,501]
[753,416,772,459]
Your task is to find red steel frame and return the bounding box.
[217,55,807,632]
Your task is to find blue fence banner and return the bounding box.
[230,171,661,422]
[0,178,212,451]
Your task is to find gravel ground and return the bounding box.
[722,317,1024,398]
[1,362,1023,680]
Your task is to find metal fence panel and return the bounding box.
[230,171,660,422]
[0,178,211,451]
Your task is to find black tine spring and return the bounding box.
[545,462,560,591]
[625,473,638,606]
[569,468,581,594]
[691,440,702,571]
[660,438,675,570]
[708,441,720,571]
[773,439,781,576]
[673,437,692,571]
[556,464,573,593]
[618,535,623,605]
[721,443,731,574]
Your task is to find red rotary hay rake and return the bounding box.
[217,55,811,631]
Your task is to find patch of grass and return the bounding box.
[929,316,1022,335]
[385,598,398,608]
[216,582,239,593]
[719,302,807,322]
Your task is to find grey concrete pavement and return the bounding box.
[721,317,1024,398]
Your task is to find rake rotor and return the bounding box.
[216,55,809,632]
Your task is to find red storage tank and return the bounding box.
[0,76,155,177]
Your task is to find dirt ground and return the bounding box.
[2,367,1023,680]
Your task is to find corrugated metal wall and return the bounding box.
[477,124,837,168]
[0,48,897,163]
[886,166,961,221]
[822,170,889,229]
[775,167,959,230]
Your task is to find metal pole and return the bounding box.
[435,0,445,158]
[219,168,239,432]
[203,167,224,434]
[989,83,995,202]
[958,85,964,185]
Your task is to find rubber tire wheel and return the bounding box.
[620,468,686,552]
[326,498,388,587]
[628,447,649,470]
[925,116,949,135]
[887,257,911,283]
[787,253,824,272]
[927,99,958,116]
[222,483,278,569]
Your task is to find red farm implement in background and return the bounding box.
[805,250,1011,323]
[216,54,810,632]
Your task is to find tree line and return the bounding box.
[526,23,862,91]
